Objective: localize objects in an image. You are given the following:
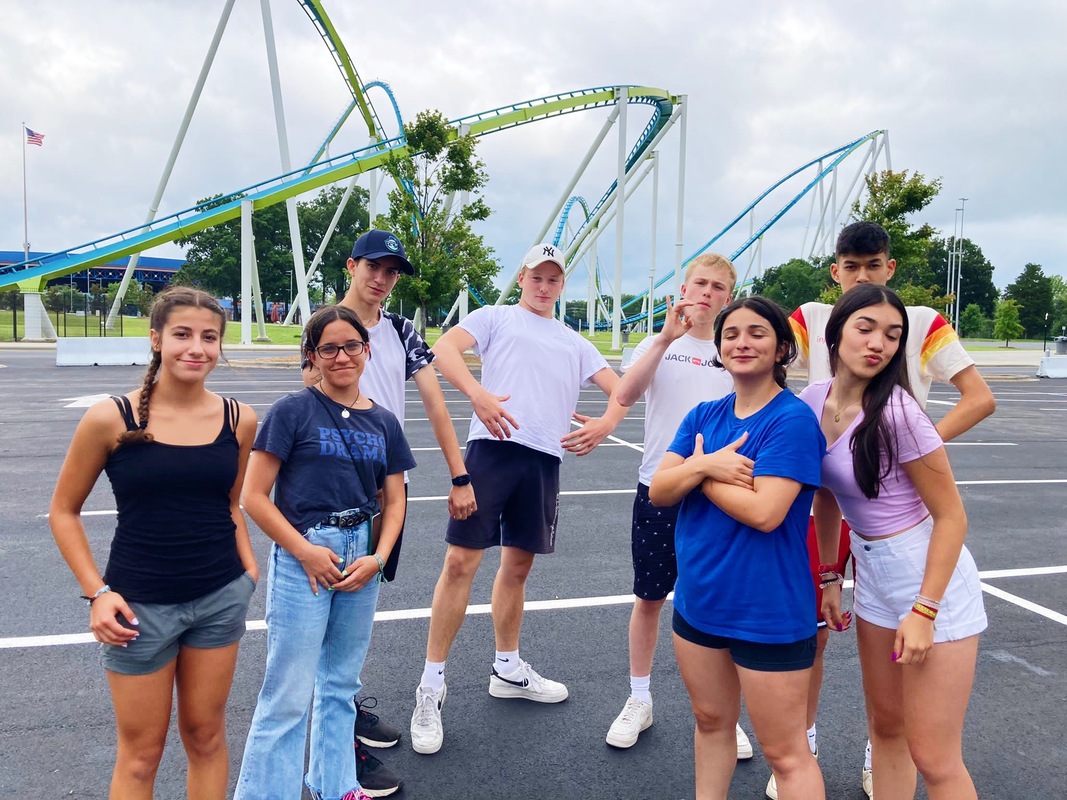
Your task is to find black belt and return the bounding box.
[319,511,370,529]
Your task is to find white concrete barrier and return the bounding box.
[1036,355,1067,378]
[56,337,152,367]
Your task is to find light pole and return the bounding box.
[1043,312,1049,353]
[947,207,961,317]
[954,198,968,331]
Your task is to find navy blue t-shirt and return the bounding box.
[254,388,416,534]
[668,390,825,644]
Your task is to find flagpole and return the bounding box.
[22,122,30,262]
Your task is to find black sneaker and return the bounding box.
[355,739,403,798]
[355,696,402,748]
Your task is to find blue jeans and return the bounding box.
[235,521,380,800]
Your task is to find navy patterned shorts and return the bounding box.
[631,482,680,601]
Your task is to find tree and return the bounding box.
[958,304,990,339]
[752,257,833,310]
[1004,263,1053,338]
[299,185,370,303]
[379,109,500,335]
[992,298,1024,346]
[1049,275,1067,340]
[928,237,998,317]
[852,170,942,289]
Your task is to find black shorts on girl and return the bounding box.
[445,439,560,554]
[631,482,680,601]
[672,609,817,672]
[101,571,256,675]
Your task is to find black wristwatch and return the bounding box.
[451,473,472,487]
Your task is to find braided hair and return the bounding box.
[118,287,227,445]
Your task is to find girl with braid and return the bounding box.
[50,287,258,800]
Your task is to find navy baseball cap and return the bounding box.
[351,229,415,275]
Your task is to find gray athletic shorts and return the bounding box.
[101,571,256,676]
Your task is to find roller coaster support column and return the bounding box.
[495,106,620,305]
[17,279,56,342]
[673,95,688,297]
[261,0,311,325]
[105,0,237,331]
[239,200,269,343]
[611,88,628,351]
[648,151,659,332]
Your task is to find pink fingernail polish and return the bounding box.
[891,652,898,661]
[131,617,140,626]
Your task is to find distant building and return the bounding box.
[0,251,185,294]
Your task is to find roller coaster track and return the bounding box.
[1,86,674,291]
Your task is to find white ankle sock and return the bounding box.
[494,650,520,677]
[629,675,652,703]
[420,660,446,692]
[864,738,873,770]
[807,724,818,755]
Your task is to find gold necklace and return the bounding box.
[833,393,861,423]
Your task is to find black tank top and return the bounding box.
[103,395,244,603]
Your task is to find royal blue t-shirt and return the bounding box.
[668,390,825,644]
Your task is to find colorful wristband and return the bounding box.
[911,602,938,620]
[373,554,388,583]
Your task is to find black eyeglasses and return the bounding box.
[312,340,367,359]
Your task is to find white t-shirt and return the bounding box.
[623,333,734,485]
[361,315,408,423]
[790,302,974,407]
[457,305,609,460]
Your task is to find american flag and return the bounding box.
[25,127,44,146]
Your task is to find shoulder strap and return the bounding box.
[226,397,240,431]
[110,395,138,432]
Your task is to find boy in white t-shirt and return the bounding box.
[776,221,995,800]
[604,254,756,758]
[409,243,627,756]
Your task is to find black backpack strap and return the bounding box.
[110,395,138,432]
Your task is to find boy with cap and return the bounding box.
[767,220,995,800]
[408,242,627,755]
[303,229,476,795]
[605,253,754,758]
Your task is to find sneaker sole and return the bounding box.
[410,685,446,755]
[356,734,400,749]
[605,715,653,749]
[360,782,403,798]
[488,681,569,703]
[737,742,754,760]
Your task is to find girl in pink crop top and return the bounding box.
[798,284,985,800]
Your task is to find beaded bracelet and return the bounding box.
[817,564,844,589]
[915,594,942,609]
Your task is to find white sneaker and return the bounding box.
[736,724,753,760]
[488,659,569,703]
[862,766,874,798]
[605,697,653,748]
[409,684,446,754]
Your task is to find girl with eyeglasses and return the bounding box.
[235,305,415,800]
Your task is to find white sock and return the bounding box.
[630,675,652,703]
[494,650,520,677]
[864,738,873,770]
[807,724,818,755]
[420,659,446,693]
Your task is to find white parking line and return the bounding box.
[5,565,1065,650]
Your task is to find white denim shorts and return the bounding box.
[850,516,987,643]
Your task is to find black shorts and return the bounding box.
[631,482,680,601]
[445,439,560,554]
[672,609,817,672]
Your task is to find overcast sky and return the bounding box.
[2,0,1063,297]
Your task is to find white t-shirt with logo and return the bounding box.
[623,332,734,485]
[457,305,610,460]
[790,302,974,408]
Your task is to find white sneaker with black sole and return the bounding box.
[606,697,654,748]
[409,684,446,755]
[488,659,569,703]
[736,724,753,759]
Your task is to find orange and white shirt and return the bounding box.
[790,302,974,408]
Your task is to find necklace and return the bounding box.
[833,393,861,423]
[320,386,360,418]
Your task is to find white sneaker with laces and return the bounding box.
[488,659,569,703]
[736,724,754,759]
[605,697,653,748]
[862,766,874,798]
[409,684,446,754]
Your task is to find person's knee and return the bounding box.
[497,551,535,584]
[116,736,167,782]
[441,546,482,584]
[909,738,962,783]
[763,747,813,778]
[633,596,667,619]
[867,706,905,741]
[691,705,733,735]
[179,716,227,762]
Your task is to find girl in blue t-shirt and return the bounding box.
[235,305,415,800]
[798,285,984,800]
[650,296,826,799]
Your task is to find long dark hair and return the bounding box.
[302,305,370,361]
[712,296,797,389]
[825,284,912,499]
[121,287,226,446]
